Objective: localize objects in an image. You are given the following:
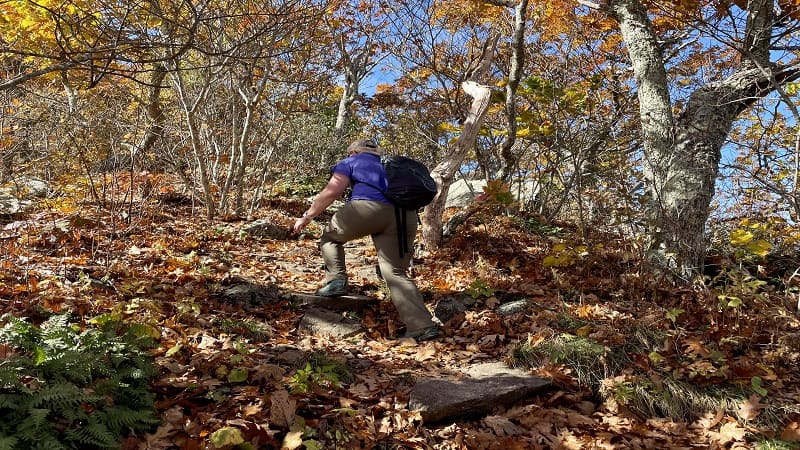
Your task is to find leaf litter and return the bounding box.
[1,194,798,449]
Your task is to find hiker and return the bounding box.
[292,139,440,341]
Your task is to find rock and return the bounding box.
[0,192,30,215]
[218,280,282,307]
[496,299,531,315]
[243,219,291,239]
[268,344,307,366]
[446,179,487,208]
[297,307,362,338]
[445,178,539,209]
[433,297,469,323]
[21,178,50,198]
[286,292,377,312]
[408,362,551,423]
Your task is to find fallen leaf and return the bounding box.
[413,344,437,361]
[736,394,764,421]
[483,415,525,436]
[139,423,175,450]
[242,402,262,417]
[781,421,800,442]
[485,296,501,308]
[693,409,724,430]
[270,389,296,429]
[209,426,244,447]
[281,430,303,450]
[710,421,747,445]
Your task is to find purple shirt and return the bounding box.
[332,153,390,203]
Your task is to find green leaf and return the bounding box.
[665,308,685,323]
[165,344,182,357]
[751,376,768,397]
[210,426,245,447]
[648,352,664,365]
[33,347,46,365]
[227,368,248,383]
[303,440,322,450]
[128,323,160,340]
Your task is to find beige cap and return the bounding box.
[347,139,383,155]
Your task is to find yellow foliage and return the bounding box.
[438,122,461,133]
[729,229,754,246]
[543,242,588,268]
[408,67,433,82]
[729,227,772,257]
[746,240,771,258]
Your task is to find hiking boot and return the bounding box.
[402,326,440,342]
[315,279,347,297]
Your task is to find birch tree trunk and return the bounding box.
[607,0,797,280]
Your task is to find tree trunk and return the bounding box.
[499,0,527,182]
[421,34,498,249]
[334,36,371,137]
[607,0,790,280]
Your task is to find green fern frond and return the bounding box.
[0,314,40,351]
[0,364,24,390]
[0,393,27,410]
[0,314,160,448]
[30,383,86,409]
[0,435,18,450]
[14,408,52,441]
[64,422,118,449]
[97,407,160,434]
[27,434,69,450]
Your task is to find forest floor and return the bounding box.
[1,188,800,450]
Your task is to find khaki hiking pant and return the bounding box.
[319,200,435,331]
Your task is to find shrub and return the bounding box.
[0,314,160,449]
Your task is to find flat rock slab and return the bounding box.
[286,291,377,312]
[297,307,362,338]
[408,362,552,424]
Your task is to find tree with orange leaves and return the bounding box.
[586,0,800,279]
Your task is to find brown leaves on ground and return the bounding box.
[2,188,799,449]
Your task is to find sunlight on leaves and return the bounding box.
[209,426,245,447]
[729,229,755,246]
[281,430,303,449]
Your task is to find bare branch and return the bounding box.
[578,0,601,8]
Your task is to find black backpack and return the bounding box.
[381,156,438,210]
[356,155,438,257]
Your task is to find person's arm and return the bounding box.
[292,172,350,234]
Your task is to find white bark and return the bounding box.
[607,0,787,279]
[421,34,499,249]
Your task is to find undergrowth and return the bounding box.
[0,313,160,449]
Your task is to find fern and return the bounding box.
[31,383,87,409]
[28,434,70,450]
[0,435,18,450]
[0,314,160,449]
[14,408,53,443]
[98,407,161,434]
[64,422,119,449]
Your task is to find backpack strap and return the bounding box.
[395,205,406,258]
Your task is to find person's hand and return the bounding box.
[293,214,312,235]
